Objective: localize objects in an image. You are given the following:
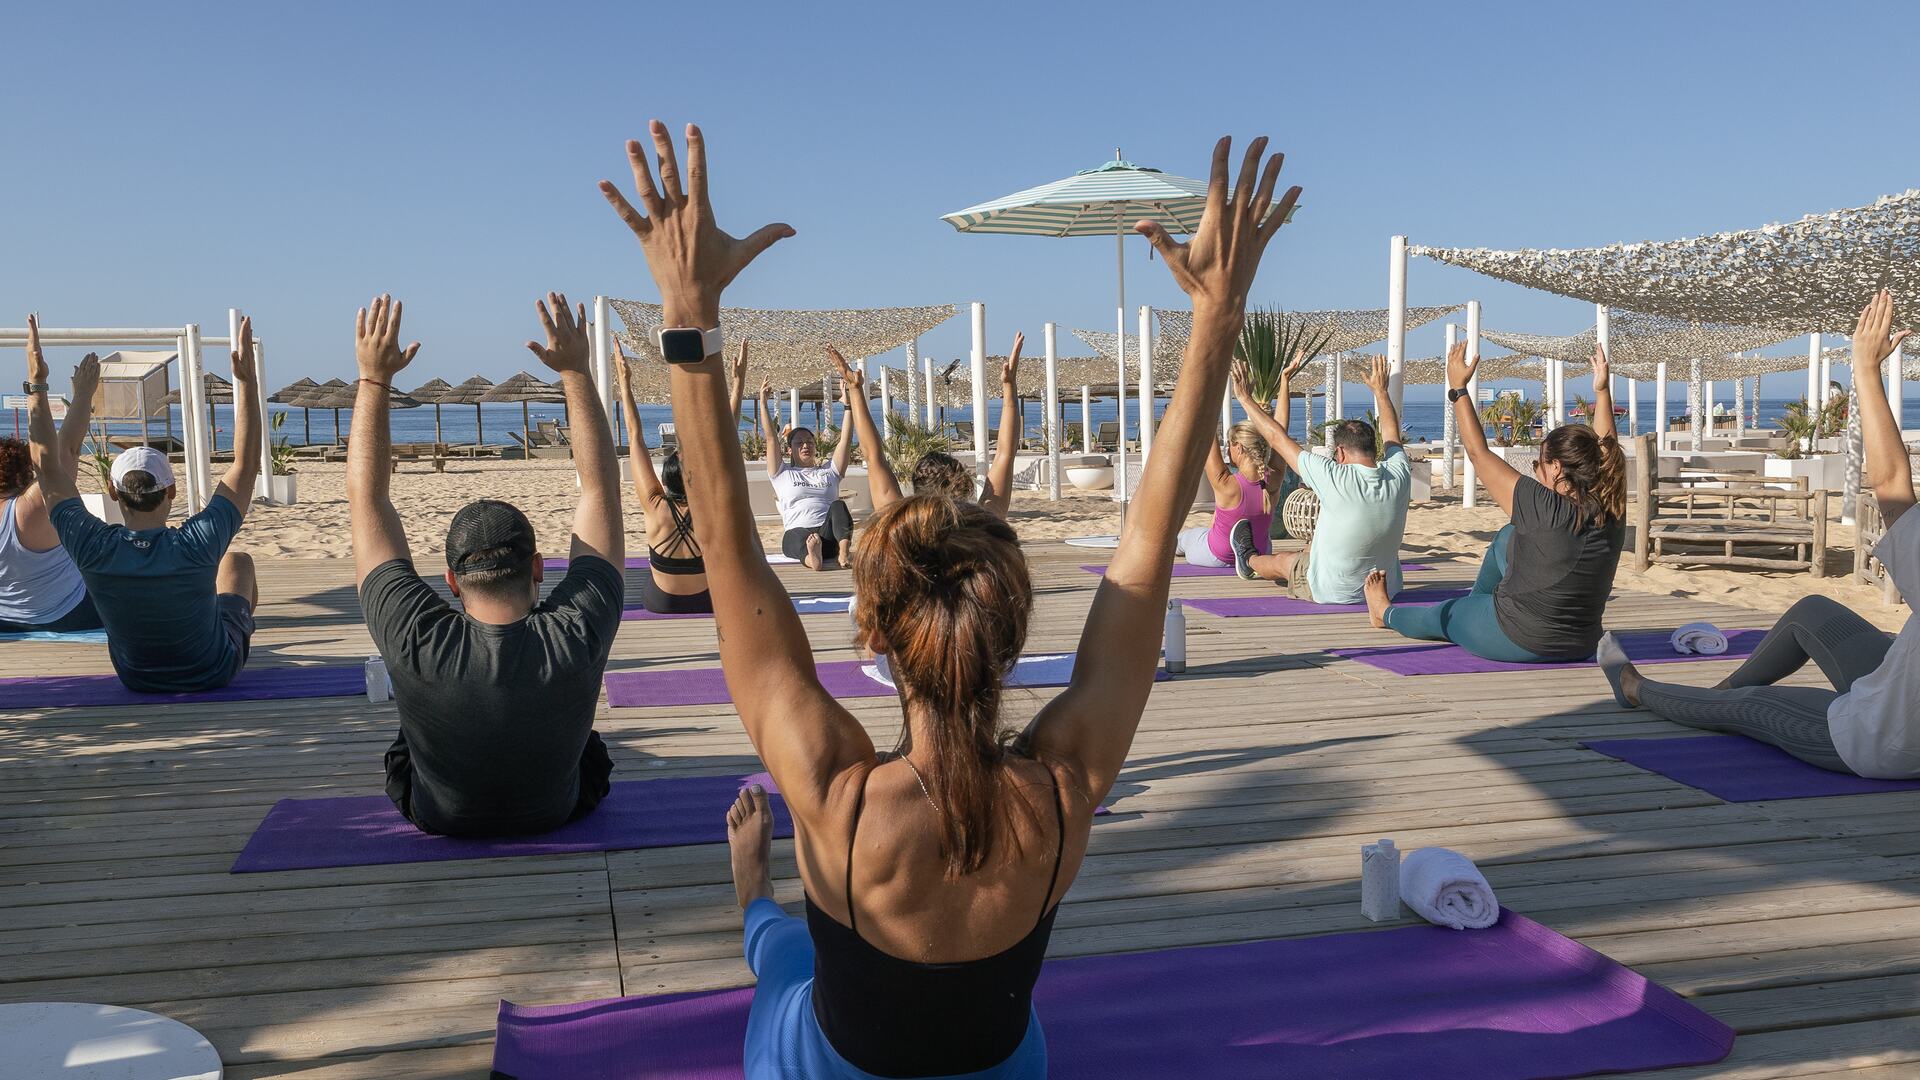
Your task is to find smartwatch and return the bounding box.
[654,327,724,365]
[22,381,48,395]
[1447,386,1471,404]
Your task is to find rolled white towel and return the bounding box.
[1670,621,1729,656]
[1399,847,1499,930]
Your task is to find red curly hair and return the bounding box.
[0,437,32,498]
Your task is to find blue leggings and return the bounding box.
[1382,525,1546,664]
[741,898,1048,1079]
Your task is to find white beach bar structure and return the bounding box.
[0,313,272,513]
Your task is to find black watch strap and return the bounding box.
[23,381,49,395]
[1448,387,1470,404]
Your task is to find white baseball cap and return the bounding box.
[109,447,177,492]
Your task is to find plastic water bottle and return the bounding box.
[364,655,392,703]
[1163,599,1187,674]
[1361,838,1401,921]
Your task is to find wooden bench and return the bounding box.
[1855,492,1903,604]
[391,442,450,472]
[1630,434,1831,576]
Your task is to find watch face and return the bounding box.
[658,328,709,365]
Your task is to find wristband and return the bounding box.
[358,377,392,391]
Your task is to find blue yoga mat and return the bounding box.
[1585,735,1920,802]
[0,629,108,644]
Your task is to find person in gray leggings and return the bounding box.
[1598,596,1891,771]
[1599,290,1919,779]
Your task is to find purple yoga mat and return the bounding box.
[1326,628,1764,677]
[1586,735,1920,802]
[1082,561,1432,579]
[605,660,890,708]
[231,772,793,873]
[0,664,365,709]
[490,908,1733,1080]
[543,557,652,571]
[1184,586,1468,618]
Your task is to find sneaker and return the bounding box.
[1230,519,1258,580]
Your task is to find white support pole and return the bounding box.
[1627,377,1638,437]
[1113,222,1130,511]
[1442,323,1457,491]
[1806,333,1822,409]
[1890,344,1906,432]
[923,355,935,428]
[1322,356,1335,440]
[1079,386,1092,454]
[1820,347,1833,409]
[1043,323,1061,502]
[788,386,800,434]
[591,296,614,425]
[1330,352,1344,421]
[1463,301,1481,508]
[903,338,918,427]
[879,367,892,441]
[180,324,210,513]
[1844,378,1863,524]
[969,302,989,479]
[1706,380,1718,440]
[1733,375,1745,438]
[1386,236,1408,414]
[1655,361,1669,444]
[1137,305,1154,462]
[1689,358,1706,451]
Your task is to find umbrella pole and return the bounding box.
[523,402,531,457]
[303,407,310,446]
[434,404,442,448]
[1113,220,1129,525]
[476,404,484,457]
[334,408,342,446]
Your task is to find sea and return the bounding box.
[9,394,1894,453]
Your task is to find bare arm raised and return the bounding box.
[830,346,902,511]
[1026,136,1301,803]
[1448,341,1522,513]
[979,332,1024,518]
[347,295,422,586]
[758,378,784,480]
[214,316,262,518]
[1588,344,1617,441]
[614,341,666,512]
[527,293,623,567]
[1231,355,1306,474]
[729,340,749,424]
[21,315,91,509]
[1361,355,1403,451]
[1853,290,1915,525]
[597,121,869,824]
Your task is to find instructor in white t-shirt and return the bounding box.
[1599,290,1918,779]
[760,378,856,570]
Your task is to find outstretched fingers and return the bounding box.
[650,120,684,205]
[1231,136,1268,219]
[685,123,708,208]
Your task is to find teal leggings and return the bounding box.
[1383,525,1547,664]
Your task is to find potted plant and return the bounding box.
[267,412,299,505]
[79,442,124,525]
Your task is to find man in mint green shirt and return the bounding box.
[1227,355,1411,604]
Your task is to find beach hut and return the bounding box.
[480,371,566,455]
[268,378,320,445]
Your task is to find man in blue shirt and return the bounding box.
[27,315,263,693]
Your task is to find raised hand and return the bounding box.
[600,121,795,326]
[72,352,101,397]
[613,338,636,397]
[1230,357,1256,402]
[356,295,422,382]
[1002,331,1025,386]
[1446,340,1481,391]
[1590,343,1611,394]
[229,316,257,385]
[759,375,774,400]
[827,346,864,391]
[24,314,48,385]
[525,292,591,375]
[1853,289,1911,375]
[730,339,750,389]
[1134,137,1299,316]
[1361,355,1390,396]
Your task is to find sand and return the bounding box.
[216,457,1908,632]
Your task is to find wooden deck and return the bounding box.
[4,543,1919,1078]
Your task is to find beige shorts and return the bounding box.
[1283,545,1313,600]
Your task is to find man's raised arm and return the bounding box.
[348,295,421,586]
[525,293,623,566]
[1361,356,1403,451]
[215,316,263,517]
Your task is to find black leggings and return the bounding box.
[641,572,713,614]
[781,500,854,565]
[0,592,104,634]
[1634,595,1894,773]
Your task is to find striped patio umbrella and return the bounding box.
[941,152,1295,509]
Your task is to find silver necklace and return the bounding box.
[897,755,941,815]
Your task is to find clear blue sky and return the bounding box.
[7,1,1916,402]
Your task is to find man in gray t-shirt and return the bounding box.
[1226,355,1411,604]
[348,292,627,836]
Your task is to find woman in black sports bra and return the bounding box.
[607,120,1299,1078]
[615,339,747,615]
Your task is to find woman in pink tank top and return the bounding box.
[1176,422,1275,568]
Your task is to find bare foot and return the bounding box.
[1362,569,1391,629]
[803,533,824,571]
[837,538,852,568]
[726,784,775,911]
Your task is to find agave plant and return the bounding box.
[1235,308,1334,406]
[1480,393,1541,447]
[881,414,952,476]
[1777,397,1817,458]
[1818,384,1850,439]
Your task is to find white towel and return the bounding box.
[862,653,1074,691]
[1399,848,1499,930]
[1670,621,1729,656]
